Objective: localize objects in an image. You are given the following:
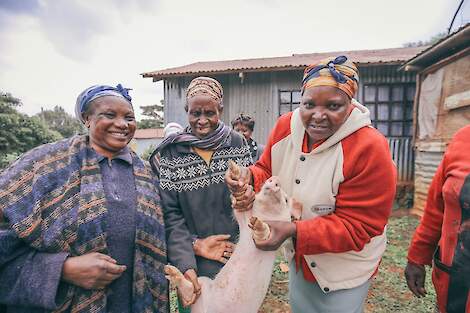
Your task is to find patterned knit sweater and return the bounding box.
[159,131,252,278]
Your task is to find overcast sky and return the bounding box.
[0,0,468,120]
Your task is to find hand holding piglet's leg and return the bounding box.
[225,160,255,211]
[253,221,297,251]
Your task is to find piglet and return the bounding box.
[165,160,292,313]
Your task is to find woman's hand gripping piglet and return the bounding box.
[225,160,255,211]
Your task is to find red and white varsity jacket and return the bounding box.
[250,101,396,292]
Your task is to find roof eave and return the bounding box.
[142,61,408,81]
[401,24,470,71]
[142,66,306,81]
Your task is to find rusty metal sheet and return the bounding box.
[412,143,447,216]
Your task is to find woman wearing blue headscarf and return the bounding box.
[0,85,168,313]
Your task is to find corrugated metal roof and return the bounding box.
[134,128,164,139]
[142,46,427,81]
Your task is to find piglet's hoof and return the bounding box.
[249,216,270,242]
[228,160,241,180]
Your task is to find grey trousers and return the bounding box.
[289,262,371,313]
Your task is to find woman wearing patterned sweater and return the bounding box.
[0,85,168,313]
[226,56,396,313]
[150,77,252,310]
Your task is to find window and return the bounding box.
[279,90,301,116]
[363,84,415,137]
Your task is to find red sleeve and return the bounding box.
[296,127,396,255]
[249,112,292,192]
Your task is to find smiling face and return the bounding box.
[186,95,222,138]
[84,96,136,158]
[300,85,351,146]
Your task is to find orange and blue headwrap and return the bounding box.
[302,56,359,99]
[75,84,133,123]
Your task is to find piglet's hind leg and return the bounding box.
[164,265,195,306]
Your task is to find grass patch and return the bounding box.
[365,215,436,312]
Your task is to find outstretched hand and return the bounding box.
[194,234,235,264]
[253,221,297,251]
[405,262,427,297]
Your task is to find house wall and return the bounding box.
[161,64,417,185]
[413,52,470,215]
[163,71,303,144]
[163,66,416,142]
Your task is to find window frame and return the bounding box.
[278,89,301,116]
[362,83,415,138]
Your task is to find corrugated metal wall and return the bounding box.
[223,71,303,144]
[163,78,191,127]
[389,137,414,182]
[163,66,416,142]
[412,142,446,215]
[359,65,417,84]
[163,71,303,144]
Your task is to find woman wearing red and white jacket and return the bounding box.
[406,125,470,313]
[226,56,396,313]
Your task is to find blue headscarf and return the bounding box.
[75,84,133,123]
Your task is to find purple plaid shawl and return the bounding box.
[0,136,168,313]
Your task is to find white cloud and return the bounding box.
[0,0,463,121]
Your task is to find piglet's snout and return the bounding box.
[264,176,281,193]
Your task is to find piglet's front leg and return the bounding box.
[249,216,270,242]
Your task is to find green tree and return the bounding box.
[403,32,447,48]
[36,105,85,138]
[138,101,164,129]
[0,92,62,169]
[138,119,162,129]
[140,144,157,161]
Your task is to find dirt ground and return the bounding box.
[171,213,437,313]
